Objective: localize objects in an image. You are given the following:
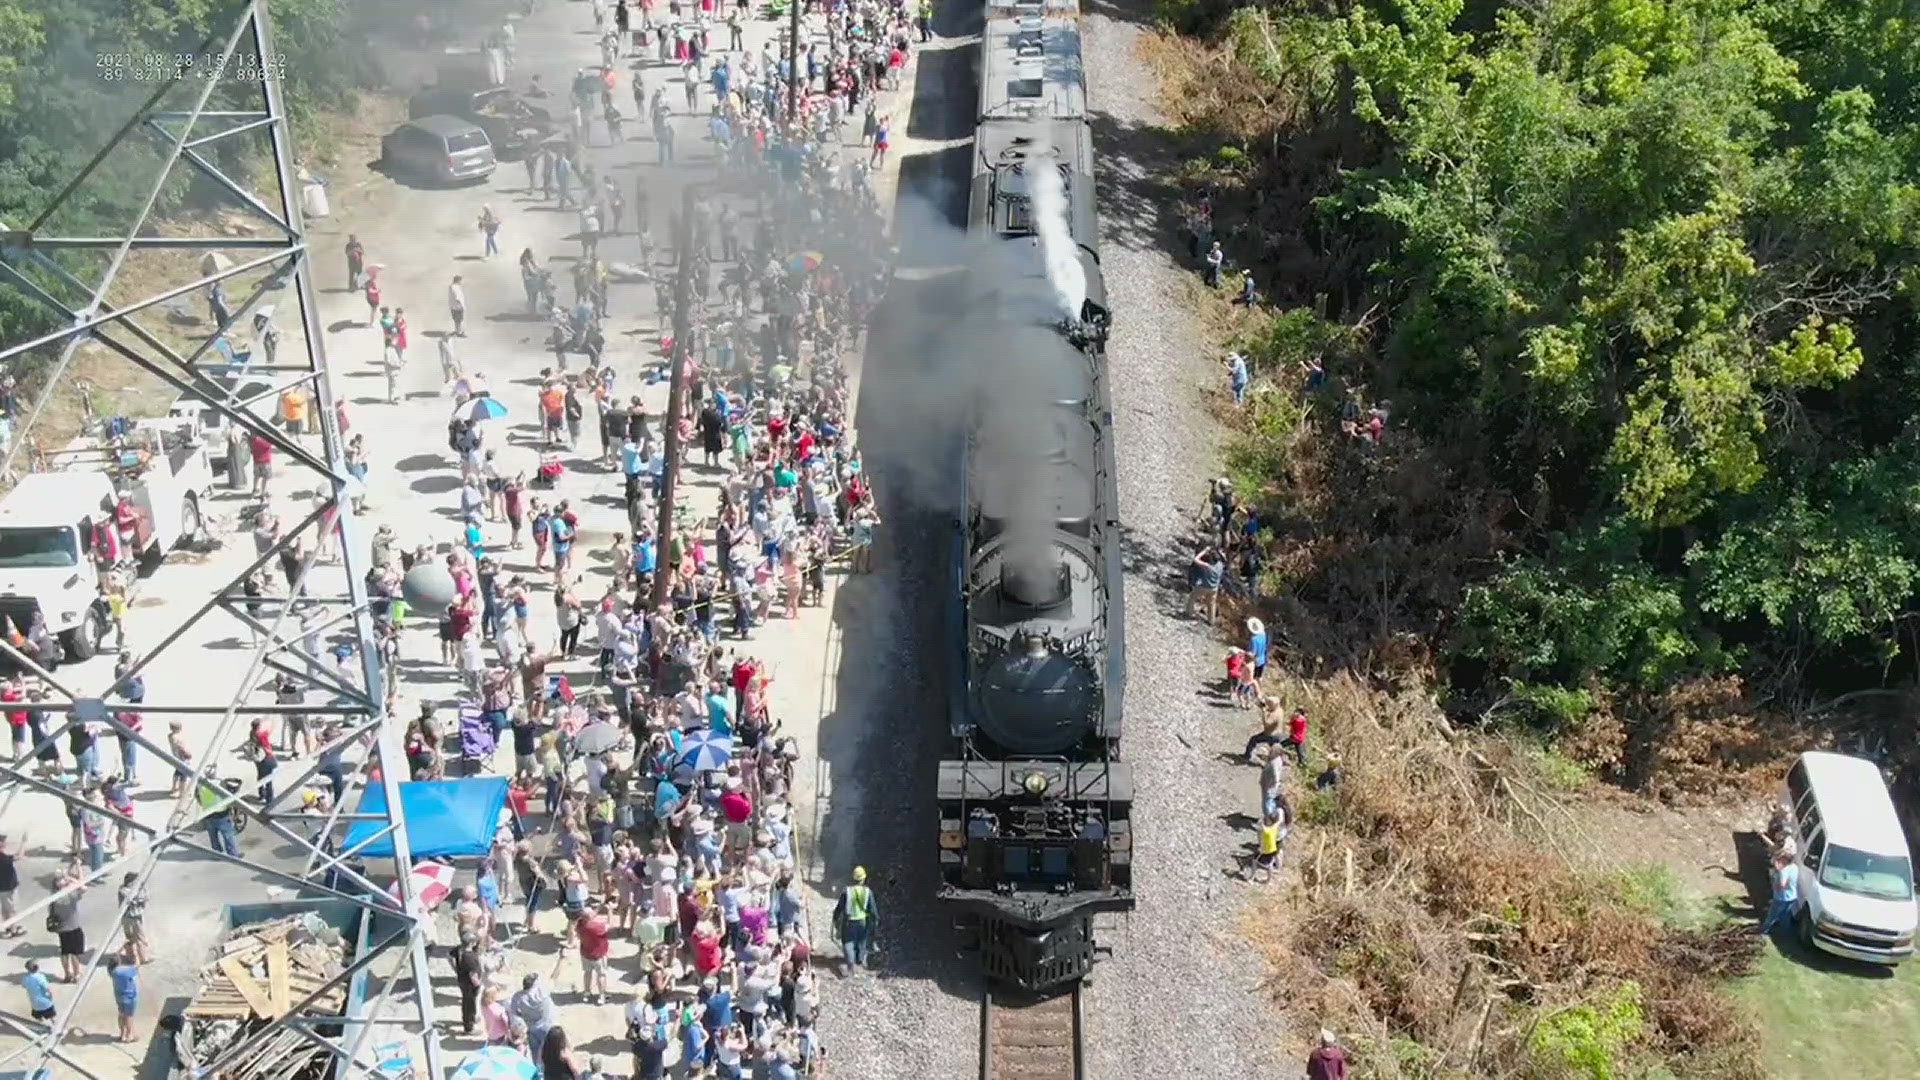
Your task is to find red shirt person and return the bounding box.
[1285,708,1310,765]
[577,909,610,960]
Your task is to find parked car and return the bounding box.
[1782,751,1918,964]
[406,85,554,159]
[380,115,495,184]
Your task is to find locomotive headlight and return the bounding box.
[1023,771,1050,796]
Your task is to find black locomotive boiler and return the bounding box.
[939,1,1132,994]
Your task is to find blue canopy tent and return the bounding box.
[343,778,510,860]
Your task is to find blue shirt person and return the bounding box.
[22,962,54,1019]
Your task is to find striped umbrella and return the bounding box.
[385,860,456,911]
[677,730,734,773]
[453,1045,537,1080]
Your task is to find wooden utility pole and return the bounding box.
[649,184,699,610]
[785,0,803,125]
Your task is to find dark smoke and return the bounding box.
[872,186,1077,608]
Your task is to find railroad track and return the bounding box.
[979,983,1085,1080]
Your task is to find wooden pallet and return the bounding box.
[183,915,349,1021]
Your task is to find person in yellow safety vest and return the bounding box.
[832,865,878,972]
[195,778,240,857]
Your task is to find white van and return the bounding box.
[1782,751,1918,964]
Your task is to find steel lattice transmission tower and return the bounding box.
[0,3,444,1076]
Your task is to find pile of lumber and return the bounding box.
[183,913,351,1080]
[186,912,348,1020]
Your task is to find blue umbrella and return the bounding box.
[456,396,509,422]
[453,1045,536,1080]
[678,729,734,773]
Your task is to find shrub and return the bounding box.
[1529,982,1646,1080]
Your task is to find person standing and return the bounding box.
[48,877,85,982]
[242,723,279,808]
[1759,850,1799,936]
[478,206,501,258]
[448,276,468,337]
[831,866,876,972]
[223,420,250,492]
[22,959,55,1022]
[256,310,282,365]
[438,334,462,387]
[196,777,240,856]
[393,308,411,364]
[208,280,232,329]
[1228,350,1249,405]
[452,938,484,1034]
[510,972,558,1061]
[107,947,139,1042]
[345,234,365,291]
[0,834,21,938]
[364,273,381,326]
[513,841,548,930]
[1283,707,1309,766]
[1186,545,1225,623]
[1307,1030,1350,1080]
[1258,744,1286,821]
[381,337,403,405]
[1205,240,1224,287]
[278,384,310,440]
[167,720,194,798]
[576,902,612,1004]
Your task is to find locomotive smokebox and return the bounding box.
[974,643,1099,755]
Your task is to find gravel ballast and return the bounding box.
[1079,4,1278,1077]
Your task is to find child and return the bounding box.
[1224,648,1251,708]
[1284,707,1310,765]
[1250,809,1285,882]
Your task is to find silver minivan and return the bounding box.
[380,115,495,184]
[1782,751,1918,963]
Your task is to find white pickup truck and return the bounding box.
[0,417,213,659]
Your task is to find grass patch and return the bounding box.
[1738,941,1920,1078]
[1605,864,1720,931]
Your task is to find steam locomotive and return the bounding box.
[939,0,1132,993]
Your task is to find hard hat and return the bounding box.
[851,866,867,883]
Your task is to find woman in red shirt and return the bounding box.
[690,916,724,977]
[719,783,751,825]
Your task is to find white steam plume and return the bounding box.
[1029,153,1085,321]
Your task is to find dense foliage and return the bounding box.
[1180,0,1920,748]
[0,0,385,346]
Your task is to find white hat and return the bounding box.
[1247,617,1264,635]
